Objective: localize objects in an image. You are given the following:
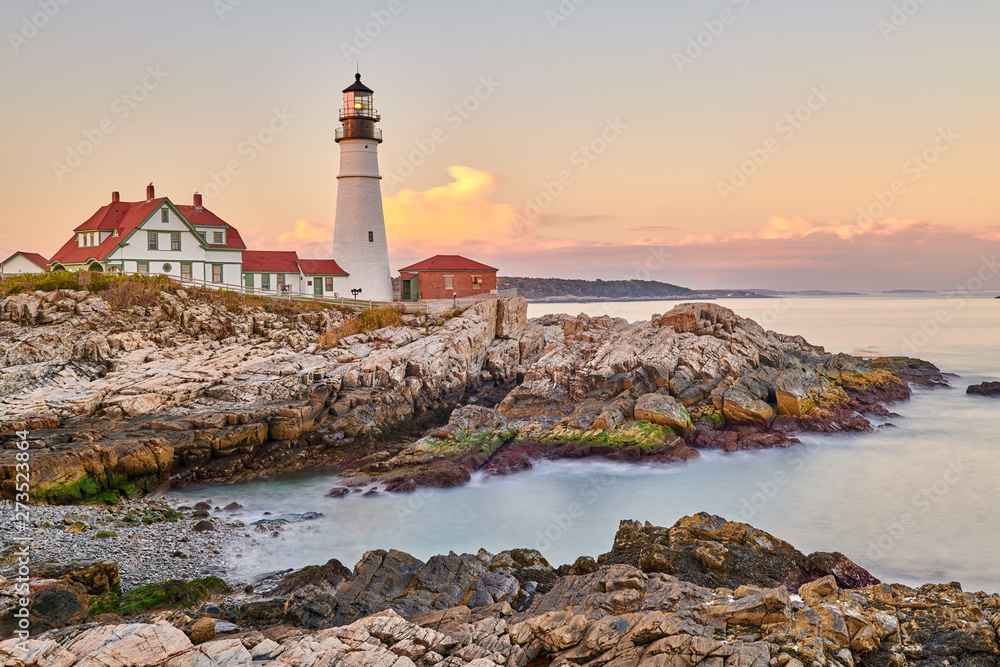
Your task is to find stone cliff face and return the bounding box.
[3,515,998,666]
[0,291,943,502]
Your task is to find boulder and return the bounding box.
[189,616,217,644]
[31,560,121,595]
[722,388,775,428]
[599,514,878,591]
[967,381,1000,397]
[775,374,815,416]
[633,393,692,432]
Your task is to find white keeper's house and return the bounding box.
[39,183,351,298]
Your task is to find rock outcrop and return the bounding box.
[338,303,944,492]
[1,290,945,501]
[0,291,540,502]
[968,381,1000,397]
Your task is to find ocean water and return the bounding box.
[168,296,1000,593]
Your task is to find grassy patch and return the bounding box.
[89,593,122,616]
[0,272,351,318]
[32,475,102,503]
[88,577,230,618]
[117,577,230,617]
[95,490,121,505]
[94,531,117,539]
[318,307,405,348]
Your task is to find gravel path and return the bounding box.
[0,498,266,591]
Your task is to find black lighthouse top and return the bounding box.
[337,72,382,143]
[343,73,374,95]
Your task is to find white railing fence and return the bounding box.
[167,276,517,314]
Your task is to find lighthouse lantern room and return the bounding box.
[337,74,382,142]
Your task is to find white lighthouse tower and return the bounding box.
[332,73,393,302]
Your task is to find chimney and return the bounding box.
[193,193,203,208]
[146,183,155,201]
[111,191,120,203]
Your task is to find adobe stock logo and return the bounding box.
[8,0,72,54]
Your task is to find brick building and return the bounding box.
[398,255,498,301]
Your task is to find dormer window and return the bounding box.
[213,231,224,244]
[161,209,169,223]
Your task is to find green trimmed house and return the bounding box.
[46,184,352,296]
[49,185,245,284]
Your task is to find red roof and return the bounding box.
[298,259,348,276]
[242,251,300,273]
[50,196,245,267]
[2,252,50,270]
[398,255,498,273]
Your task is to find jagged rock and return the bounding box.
[2,516,998,666]
[722,388,775,428]
[709,585,791,626]
[967,381,1000,396]
[0,580,90,636]
[633,393,692,431]
[30,560,120,595]
[0,296,534,502]
[496,297,527,339]
[599,513,879,591]
[188,616,216,644]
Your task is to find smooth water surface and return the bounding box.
[169,296,1000,592]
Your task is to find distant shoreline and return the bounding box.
[523,294,774,304]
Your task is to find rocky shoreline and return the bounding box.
[0,498,248,590]
[0,287,948,504]
[3,514,999,666]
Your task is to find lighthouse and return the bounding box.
[332,73,393,302]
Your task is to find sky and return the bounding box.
[1,0,998,291]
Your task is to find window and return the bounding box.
[277,274,286,290]
[161,209,169,223]
[212,265,223,283]
[444,275,454,290]
[261,274,271,290]
[90,232,96,246]
[472,275,483,290]
[181,264,192,280]
[170,233,180,251]
[325,277,333,291]
[368,231,374,242]
[213,231,224,244]
[137,262,149,275]
[245,273,254,288]
[162,263,172,273]
[198,231,207,242]
[148,231,158,250]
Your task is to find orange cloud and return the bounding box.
[383,166,526,257]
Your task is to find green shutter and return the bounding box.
[245,273,254,288]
